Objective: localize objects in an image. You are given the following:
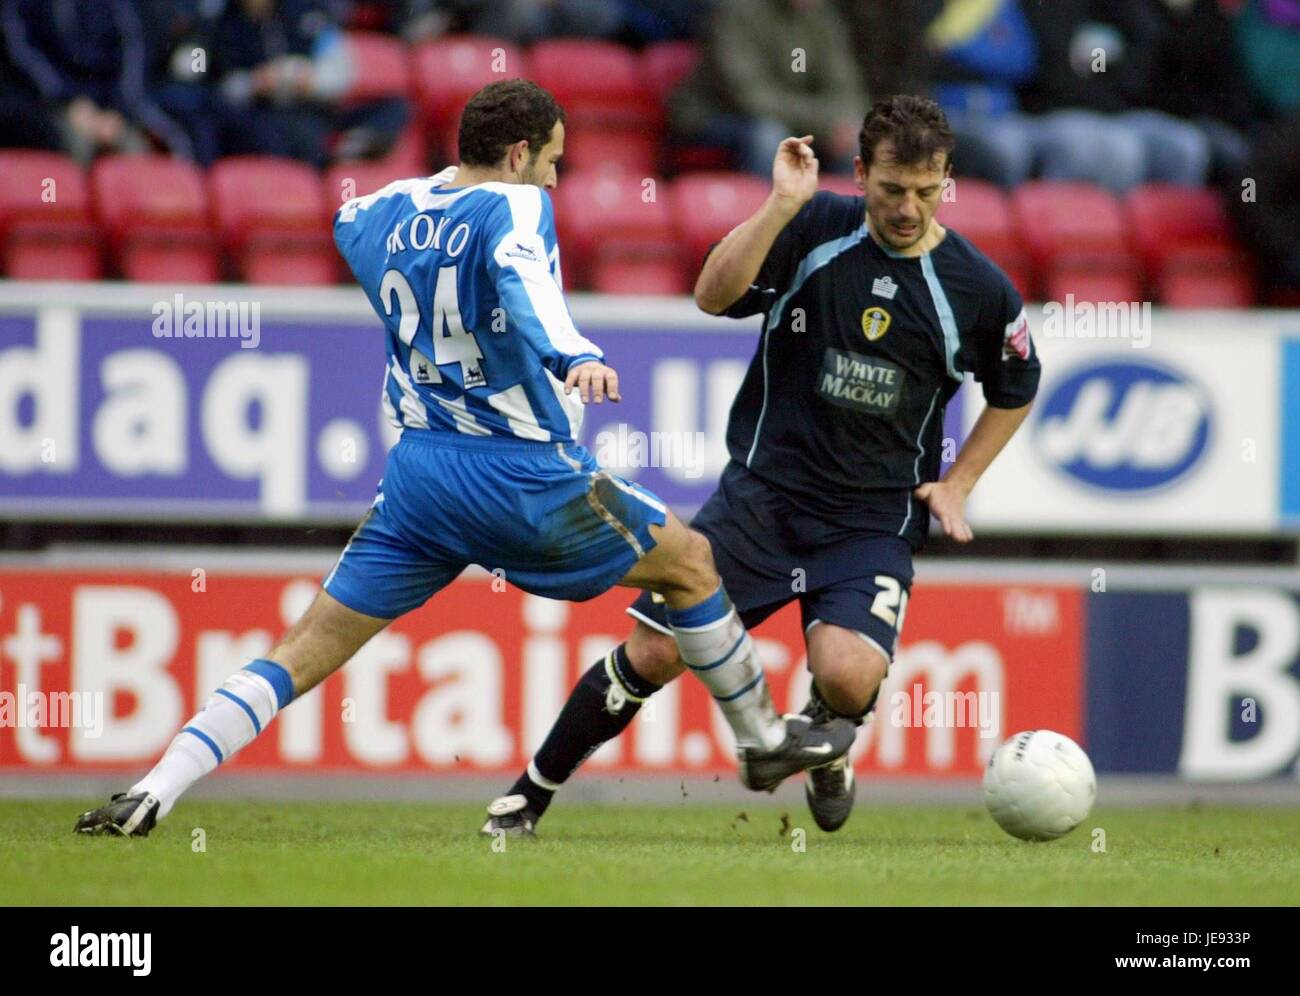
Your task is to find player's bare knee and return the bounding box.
[673,528,719,598]
[810,628,889,716]
[627,625,685,685]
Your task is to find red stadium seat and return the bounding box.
[0,150,101,279]
[323,160,416,219]
[554,170,675,287]
[411,36,527,133]
[1159,268,1254,308]
[936,178,1034,297]
[670,172,771,269]
[377,120,432,175]
[209,156,335,284]
[342,31,411,102]
[529,40,660,132]
[591,257,688,295]
[642,45,730,174]
[665,144,733,173]
[327,121,430,215]
[641,42,698,101]
[560,128,659,176]
[91,154,217,282]
[1124,183,1234,274]
[1010,181,1127,268]
[242,249,340,286]
[5,242,102,280]
[937,179,1011,253]
[993,252,1034,302]
[1156,244,1255,307]
[345,1,389,30]
[1043,257,1142,306]
[117,243,219,283]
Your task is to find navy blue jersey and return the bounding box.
[719,191,1040,547]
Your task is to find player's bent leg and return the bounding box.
[626,619,686,686]
[481,620,688,837]
[800,621,891,833]
[75,590,394,837]
[806,621,889,719]
[617,512,786,755]
[617,511,718,608]
[266,589,393,696]
[620,512,855,790]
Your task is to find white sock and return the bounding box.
[132,661,292,820]
[667,587,785,750]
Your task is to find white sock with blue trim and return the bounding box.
[667,587,785,750]
[131,659,295,820]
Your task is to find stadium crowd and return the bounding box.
[0,0,1296,301]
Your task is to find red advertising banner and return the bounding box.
[0,569,1083,779]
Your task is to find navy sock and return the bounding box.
[509,644,660,817]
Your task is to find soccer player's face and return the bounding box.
[521,121,565,190]
[857,141,949,251]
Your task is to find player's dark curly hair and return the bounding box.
[858,94,955,170]
[457,79,565,168]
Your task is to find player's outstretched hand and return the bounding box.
[772,135,819,209]
[914,480,974,543]
[565,361,621,404]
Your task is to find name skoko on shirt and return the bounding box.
[49,927,151,977]
[385,213,473,257]
[818,349,904,416]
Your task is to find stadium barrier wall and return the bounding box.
[1,557,1297,781]
[2,282,1299,533]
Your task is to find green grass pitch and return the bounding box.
[3,799,1297,905]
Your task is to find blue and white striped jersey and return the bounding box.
[334,166,603,443]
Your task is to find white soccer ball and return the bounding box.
[983,730,1096,841]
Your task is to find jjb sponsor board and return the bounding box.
[0,566,1081,779]
[964,312,1283,533]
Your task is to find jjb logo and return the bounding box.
[1035,358,1211,491]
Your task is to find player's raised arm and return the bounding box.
[694,135,819,314]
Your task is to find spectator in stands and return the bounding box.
[369,0,705,44]
[1231,113,1300,299]
[141,0,221,165]
[1,0,194,162]
[0,35,61,149]
[459,0,629,43]
[1230,0,1300,119]
[671,0,865,174]
[367,0,454,42]
[211,0,408,166]
[921,0,1041,188]
[910,0,1246,191]
[837,0,931,101]
[1013,0,1219,191]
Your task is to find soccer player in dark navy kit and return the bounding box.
[486,95,1041,835]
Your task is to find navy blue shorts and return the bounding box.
[628,462,913,661]
[324,430,667,619]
